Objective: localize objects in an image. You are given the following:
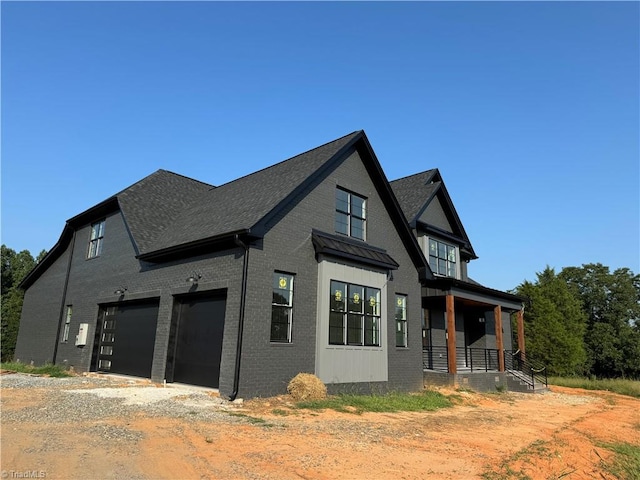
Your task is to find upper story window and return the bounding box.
[335,188,366,240]
[428,238,458,278]
[87,220,105,259]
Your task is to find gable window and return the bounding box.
[395,295,407,347]
[428,238,457,278]
[335,188,366,240]
[271,272,294,342]
[329,280,380,346]
[87,220,105,259]
[61,305,72,343]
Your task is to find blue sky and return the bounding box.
[1,2,638,291]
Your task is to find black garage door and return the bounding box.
[92,300,160,378]
[166,291,227,388]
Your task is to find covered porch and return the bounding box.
[419,279,536,391]
[422,292,525,374]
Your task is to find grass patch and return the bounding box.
[597,442,640,479]
[1,361,72,378]
[295,389,452,414]
[271,408,289,416]
[227,412,275,427]
[482,439,551,480]
[548,376,640,398]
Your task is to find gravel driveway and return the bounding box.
[2,372,638,480]
[1,372,239,423]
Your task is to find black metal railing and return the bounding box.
[422,346,500,373]
[504,350,548,389]
[422,345,448,371]
[465,347,500,372]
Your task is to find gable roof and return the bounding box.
[21,131,431,287]
[116,169,213,255]
[19,170,213,289]
[390,170,477,259]
[391,169,439,224]
[142,131,361,258]
[140,131,430,280]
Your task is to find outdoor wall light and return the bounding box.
[186,273,202,284]
[114,287,128,295]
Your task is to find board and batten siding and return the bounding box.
[315,260,389,384]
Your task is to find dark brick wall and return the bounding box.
[17,145,433,398]
[16,210,246,397]
[237,148,423,397]
[14,247,70,365]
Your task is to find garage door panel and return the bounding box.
[95,301,159,378]
[169,292,226,388]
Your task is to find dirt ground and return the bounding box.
[1,375,639,480]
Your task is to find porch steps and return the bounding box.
[505,370,548,393]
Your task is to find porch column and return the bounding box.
[516,308,526,359]
[446,294,457,374]
[494,305,505,372]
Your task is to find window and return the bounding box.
[329,280,380,346]
[61,306,72,342]
[428,238,457,277]
[87,220,105,259]
[335,188,366,240]
[395,295,407,347]
[271,273,294,342]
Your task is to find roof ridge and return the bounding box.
[390,168,438,184]
[156,169,215,189]
[213,131,362,190]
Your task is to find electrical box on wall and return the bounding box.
[75,323,89,346]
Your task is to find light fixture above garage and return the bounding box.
[114,287,128,295]
[186,273,202,284]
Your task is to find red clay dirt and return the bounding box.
[1,379,638,479]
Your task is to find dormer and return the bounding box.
[390,169,476,281]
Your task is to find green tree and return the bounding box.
[1,245,40,361]
[515,267,587,376]
[560,264,640,379]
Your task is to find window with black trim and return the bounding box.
[87,220,105,259]
[395,295,407,347]
[271,272,294,342]
[329,280,380,346]
[428,238,457,278]
[335,188,366,240]
[61,305,72,343]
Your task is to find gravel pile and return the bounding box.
[1,373,241,424]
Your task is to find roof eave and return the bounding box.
[19,224,73,290]
[428,276,525,304]
[137,229,253,262]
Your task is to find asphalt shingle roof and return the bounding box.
[146,131,361,254]
[116,170,213,254]
[389,170,439,224]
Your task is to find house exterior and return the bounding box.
[391,170,530,391]
[15,130,532,398]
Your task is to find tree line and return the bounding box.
[514,263,640,379]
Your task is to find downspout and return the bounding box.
[52,227,76,364]
[229,234,249,401]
